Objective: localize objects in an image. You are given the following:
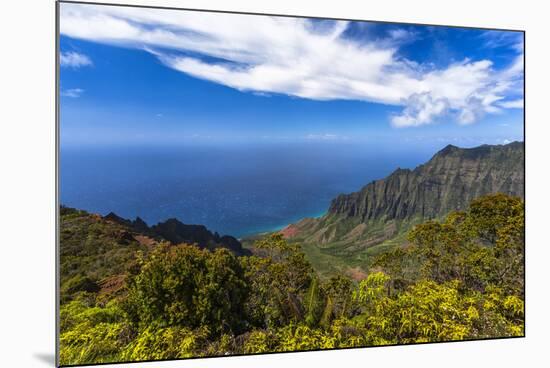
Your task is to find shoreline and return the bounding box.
[238,210,327,240]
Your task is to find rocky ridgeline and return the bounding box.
[287,142,524,250]
[103,212,251,256]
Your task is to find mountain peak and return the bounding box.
[442,143,459,151]
[298,142,524,249]
[431,141,524,162]
[433,144,460,158]
[336,141,524,220]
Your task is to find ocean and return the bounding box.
[60,142,435,237]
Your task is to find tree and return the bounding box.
[124,244,248,336]
[404,193,524,293]
[319,275,355,327]
[59,194,524,364]
[241,234,315,328]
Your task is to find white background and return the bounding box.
[0,0,548,367]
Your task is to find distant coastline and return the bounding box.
[62,143,429,239]
[239,210,327,240]
[60,201,328,242]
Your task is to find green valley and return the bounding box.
[58,142,525,366]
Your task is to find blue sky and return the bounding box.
[59,3,524,148]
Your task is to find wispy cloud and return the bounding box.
[305,133,349,141]
[498,99,523,109]
[60,51,93,68]
[481,30,523,52]
[59,3,524,127]
[61,88,85,98]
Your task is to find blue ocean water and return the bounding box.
[60,142,435,237]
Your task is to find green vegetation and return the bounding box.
[294,219,417,280]
[59,207,147,304]
[59,194,524,366]
[286,141,524,278]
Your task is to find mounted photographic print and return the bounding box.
[57,1,525,366]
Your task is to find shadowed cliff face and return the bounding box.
[330,142,524,220]
[287,142,524,250]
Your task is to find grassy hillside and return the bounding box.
[59,207,151,303]
[280,142,524,279]
[59,194,524,366]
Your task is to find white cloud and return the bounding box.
[391,92,449,127]
[61,88,84,98]
[60,51,92,68]
[481,30,523,52]
[498,99,524,109]
[59,3,524,127]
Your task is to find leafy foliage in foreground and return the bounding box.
[59,194,524,366]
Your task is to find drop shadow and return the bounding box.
[33,353,56,366]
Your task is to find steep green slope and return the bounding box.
[284,142,524,276]
[60,206,251,302]
[59,194,525,366]
[59,207,149,302]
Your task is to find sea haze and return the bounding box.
[60,142,437,238]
